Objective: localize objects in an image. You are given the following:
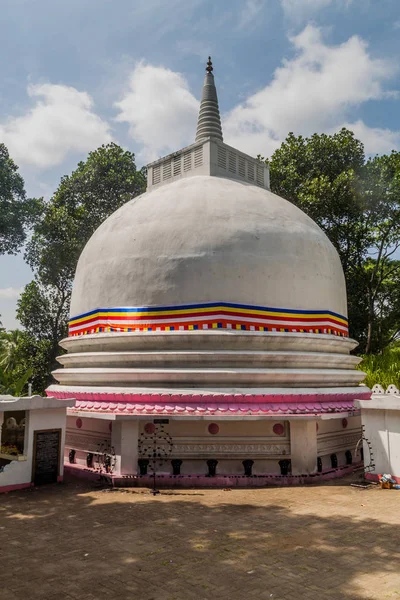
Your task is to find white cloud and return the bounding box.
[0,287,23,300]
[0,84,112,169]
[339,120,400,155]
[115,63,199,162]
[223,25,398,157]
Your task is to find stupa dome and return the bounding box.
[70,175,347,320]
[50,57,365,398]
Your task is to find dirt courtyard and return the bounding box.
[1,475,400,600]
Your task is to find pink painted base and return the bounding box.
[64,462,362,488]
[0,477,63,494]
[0,482,33,494]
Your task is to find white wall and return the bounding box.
[64,415,112,467]
[0,408,68,490]
[290,420,317,474]
[317,415,362,469]
[361,408,400,476]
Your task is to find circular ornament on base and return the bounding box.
[208,423,219,435]
[273,423,284,436]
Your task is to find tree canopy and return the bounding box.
[0,143,40,255]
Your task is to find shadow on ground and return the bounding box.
[0,475,399,600]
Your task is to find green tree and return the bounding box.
[16,280,69,392]
[0,143,40,255]
[7,332,54,395]
[0,366,32,396]
[362,152,400,353]
[0,329,23,372]
[17,143,146,392]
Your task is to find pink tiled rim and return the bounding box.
[47,389,371,415]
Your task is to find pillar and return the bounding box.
[111,420,139,475]
[290,420,317,475]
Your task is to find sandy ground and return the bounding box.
[1,474,400,600]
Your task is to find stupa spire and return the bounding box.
[195,57,223,142]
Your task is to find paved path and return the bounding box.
[0,475,400,600]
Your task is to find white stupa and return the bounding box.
[48,58,370,485]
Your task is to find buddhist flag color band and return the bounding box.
[68,302,349,337]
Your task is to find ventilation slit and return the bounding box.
[228,152,236,173]
[218,146,227,169]
[238,157,245,178]
[194,146,203,167]
[256,165,264,186]
[152,165,161,185]
[173,155,181,176]
[247,163,255,181]
[183,152,192,171]
[163,161,172,179]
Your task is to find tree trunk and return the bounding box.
[365,296,375,354]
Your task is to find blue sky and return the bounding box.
[1,0,400,328]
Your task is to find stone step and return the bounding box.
[52,366,363,387]
[57,350,360,370]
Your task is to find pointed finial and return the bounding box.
[195,57,223,142]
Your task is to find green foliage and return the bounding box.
[361,152,400,352]
[0,329,24,372]
[0,143,41,255]
[17,280,69,342]
[16,281,69,393]
[0,327,53,395]
[10,333,55,395]
[0,365,32,396]
[358,346,400,389]
[16,143,146,393]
